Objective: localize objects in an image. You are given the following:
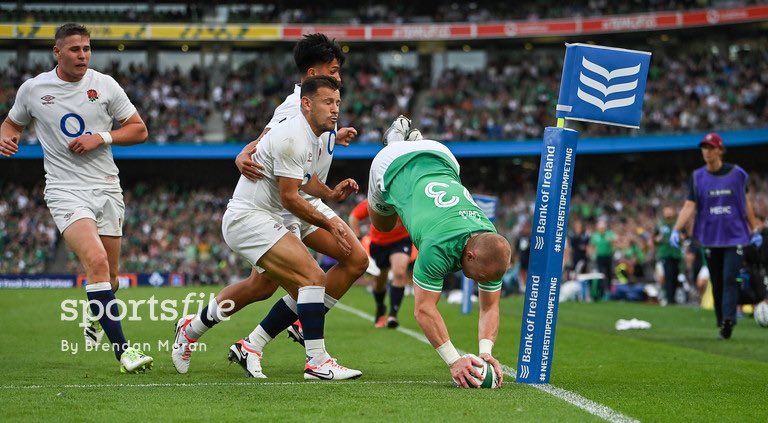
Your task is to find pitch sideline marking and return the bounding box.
[335,302,639,423]
[0,380,444,390]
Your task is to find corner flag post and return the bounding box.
[516,44,652,384]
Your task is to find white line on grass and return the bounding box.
[0,380,446,390]
[335,302,639,423]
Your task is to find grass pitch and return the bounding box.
[0,285,765,422]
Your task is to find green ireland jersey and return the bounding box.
[381,149,499,292]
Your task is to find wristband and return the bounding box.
[436,340,461,366]
[479,339,494,355]
[98,131,113,145]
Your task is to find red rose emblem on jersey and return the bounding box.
[87,89,99,102]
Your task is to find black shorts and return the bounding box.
[369,237,413,270]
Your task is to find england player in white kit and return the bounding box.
[223,75,361,380]
[172,34,369,378]
[0,24,153,373]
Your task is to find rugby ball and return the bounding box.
[754,301,768,328]
[455,354,500,389]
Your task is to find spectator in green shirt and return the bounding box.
[655,206,683,305]
[589,220,616,299]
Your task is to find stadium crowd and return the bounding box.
[3,39,766,144]
[5,171,766,299]
[0,184,58,275]
[2,1,762,25]
[419,47,768,140]
[0,61,209,144]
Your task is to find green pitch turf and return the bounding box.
[0,286,765,422]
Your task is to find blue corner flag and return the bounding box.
[556,43,652,128]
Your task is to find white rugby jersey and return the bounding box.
[229,114,322,213]
[8,68,137,191]
[369,140,460,196]
[266,84,337,189]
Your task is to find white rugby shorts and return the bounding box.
[44,188,125,236]
[280,199,337,240]
[222,208,291,273]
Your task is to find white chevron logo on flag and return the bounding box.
[577,57,641,112]
[519,365,530,379]
[534,236,544,250]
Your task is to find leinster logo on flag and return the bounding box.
[556,43,651,128]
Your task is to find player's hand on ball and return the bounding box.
[331,178,359,201]
[0,135,19,157]
[330,221,352,256]
[68,133,105,155]
[479,353,504,387]
[335,127,358,146]
[236,145,265,181]
[450,355,484,389]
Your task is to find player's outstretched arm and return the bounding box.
[278,176,352,255]
[0,117,24,157]
[68,112,148,155]
[414,286,483,388]
[235,127,269,181]
[301,174,359,202]
[477,289,503,386]
[348,213,363,239]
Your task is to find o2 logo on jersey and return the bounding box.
[326,129,336,155]
[424,180,479,209]
[59,113,92,138]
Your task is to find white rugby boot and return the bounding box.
[171,314,197,374]
[120,347,154,373]
[383,115,412,145]
[228,339,267,378]
[304,355,362,381]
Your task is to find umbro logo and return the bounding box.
[41,95,55,105]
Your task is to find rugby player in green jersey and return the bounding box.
[367,116,512,388]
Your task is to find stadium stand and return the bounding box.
[1,2,767,299]
[5,170,766,291]
[0,184,58,274]
[2,1,763,24]
[2,36,766,144]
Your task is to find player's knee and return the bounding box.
[83,250,109,277]
[392,266,408,283]
[245,278,278,302]
[296,266,326,287]
[413,303,430,324]
[345,247,369,275]
[374,274,388,291]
